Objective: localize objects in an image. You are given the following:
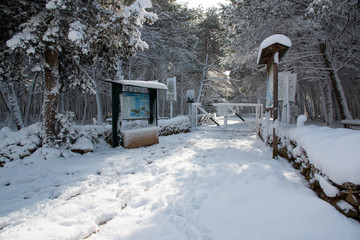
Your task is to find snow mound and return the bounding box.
[71,137,94,154]
[297,115,307,127]
[0,124,41,165]
[276,123,360,185]
[0,124,112,166]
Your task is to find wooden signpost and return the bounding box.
[257,34,291,158]
[166,77,177,118]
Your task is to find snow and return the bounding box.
[341,119,360,126]
[159,116,190,130]
[136,0,153,9]
[6,31,36,50]
[68,21,86,42]
[46,0,58,9]
[337,200,356,214]
[316,174,339,197]
[124,0,154,19]
[276,122,360,185]
[259,34,292,50]
[297,114,307,127]
[71,137,94,153]
[42,26,60,42]
[0,130,359,239]
[274,51,279,64]
[107,79,167,90]
[46,0,65,10]
[257,34,292,65]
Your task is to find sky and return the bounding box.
[177,0,228,9]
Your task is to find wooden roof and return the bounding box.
[257,43,290,65]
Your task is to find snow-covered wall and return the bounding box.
[258,117,360,221]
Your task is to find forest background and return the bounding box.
[0,0,359,145]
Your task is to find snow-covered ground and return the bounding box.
[1,130,360,239]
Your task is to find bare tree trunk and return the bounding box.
[82,93,88,125]
[320,43,352,120]
[324,79,334,123]
[196,51,209,103]
[319,81,329,124]
[92,65,103,125]
[1,52,25,130]
[24,73,38,126]
[4,82,24,130]
[94,82,103,125]
[0,88,11,114]
[42,47,60,144]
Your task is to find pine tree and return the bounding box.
[5,0,157,145]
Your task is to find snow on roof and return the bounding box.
[106,79,168,90]
[257,34,291,65]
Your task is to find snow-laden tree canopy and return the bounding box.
[2,0,158,145]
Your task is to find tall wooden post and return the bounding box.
[272,52,279,158]
[257,34,291,159]
[111,83,122,147]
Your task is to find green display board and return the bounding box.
[122,92,150,119]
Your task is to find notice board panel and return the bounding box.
[122,92,150,119]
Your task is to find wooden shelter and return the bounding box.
[106,79,167,148]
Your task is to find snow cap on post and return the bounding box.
[257,34,291,65]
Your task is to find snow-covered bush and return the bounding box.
[54,111,77,148]
[0,122,112,166]
[159,116,191,136]
[73,125,112,146]
[0,123,41,166]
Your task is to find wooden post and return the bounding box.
[170,101,173,118]
[272,52,279,158]
[257,34,291,159]
[111,83,122,147]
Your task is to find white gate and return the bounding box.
[191,103,263,132]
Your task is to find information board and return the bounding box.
[166,77,177,101]
[278,72,297,102]
[266,64,274,109]
[122,92,150,119]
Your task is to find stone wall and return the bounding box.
[258,123,360,222]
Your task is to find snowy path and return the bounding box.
[0,131,360,239]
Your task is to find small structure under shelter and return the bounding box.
[106,79,167,148]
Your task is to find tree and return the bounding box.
[5,0,157,145]
[220,0,360,122]
[306,0,359,120]
[195,8,224,103]
[122,0,203,116]
[0,0,44,130]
